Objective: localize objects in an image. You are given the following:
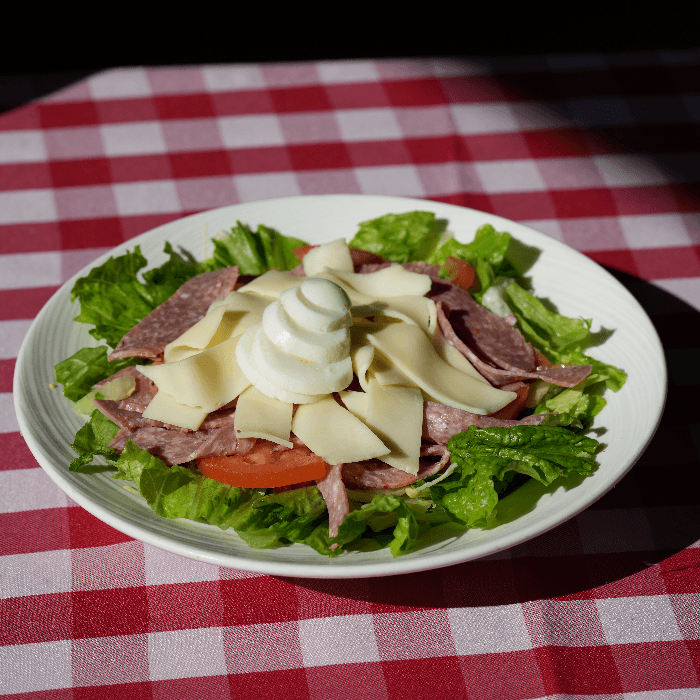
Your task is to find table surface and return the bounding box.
[2,53,699,699]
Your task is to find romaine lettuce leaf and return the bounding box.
[55,346,142,402]
[426,224,519,296]
[70,243,207,347]
[69,410,121,472]
[211,221,307,274]
[431,425,600,528]
[503,282,592,353]
[114,440,250,527]
[502,281,627,425]
[228,487,329,550]
[349,211,445,263]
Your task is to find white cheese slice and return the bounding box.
[138,335,251,413]
[338,390,369,421]
[302,238,354,276]
[291,397,390,465]
[331,266,432,298]
[236,269,303,298]
[233,386,293,448]
[164,292,271,363]
[367,380,423,475]
[350,342,374,393]
[432,333,490,384]
[370,349,418,388]
[374,295,437,336]
[142,389,209,431]
[365,323,515,414]
[339,384,423,475]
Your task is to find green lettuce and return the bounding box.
[211,221,307,274]
[502,282,627,425]
[114,441,251,527]
[55,346,142,402]
[71,243,206,348]
[431,425,600,528]
[69,410,121,472]
[426,223,519,295]
[349,211,445,263]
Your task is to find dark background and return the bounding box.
[1,6,697,113]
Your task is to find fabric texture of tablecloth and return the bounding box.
[1,52,700,699]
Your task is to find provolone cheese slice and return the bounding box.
[365,323,515,414]
[142,389,209,431]
[233,386,293,447]
[350,342,374,393]
[138,335,251,412]
[164,292,271,363]
[367,380,423,475]
[292,397,390,464]
[374,295,437,336]
[338,390,369,421]
[370,350,418,388]
[236,269,303,298]
[433,334,490,384]
[330,266,432,298]
[302,238,354,276]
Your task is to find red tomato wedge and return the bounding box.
[293,244,317,262]
[196,441,327,488]
[489,383,530,421]
[444,256,477,291]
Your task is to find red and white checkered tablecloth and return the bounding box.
[2,53,699,699]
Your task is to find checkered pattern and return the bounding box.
[2,53,700,698]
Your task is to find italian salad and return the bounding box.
[55,211,627,557]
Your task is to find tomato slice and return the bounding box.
[444,256,477,291]
[489,382,530,420]
[293,244,317,263]
[196,441,327,488]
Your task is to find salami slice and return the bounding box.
[109,424,255,466]
[422,400,549,445]
[108,267,239,360]
[316,463,349,539]
[436,302,592,388]
[342,445,450,490]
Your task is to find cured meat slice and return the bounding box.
[422,400,549,445]
[432,285,537,372]
[342,445,450,490]
[110,424,255,466]
[316,463,349,539]
[94,396,239,433]
[407,261,592,388]
[96,365,158,413]
[436,303,592,388]
[108,267,239,360]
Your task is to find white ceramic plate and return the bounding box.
[14,195,666,578]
